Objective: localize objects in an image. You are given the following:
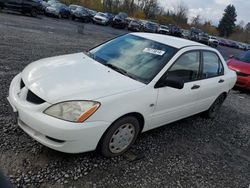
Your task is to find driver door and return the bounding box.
[150,50,202,129]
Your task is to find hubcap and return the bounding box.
[109,123,135,154]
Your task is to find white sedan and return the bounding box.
[7,33,236,157]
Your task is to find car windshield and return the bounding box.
[147,23,157,28]
[97,12,106,17]
[51,3,63,8]
[88,34,177,84]
[69,5,78,10]
[236,51,250,63]
[161,26,168,29]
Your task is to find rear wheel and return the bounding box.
[204,94,226,119]
[99,116,140,157]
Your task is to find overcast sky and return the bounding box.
[158,0,249,26]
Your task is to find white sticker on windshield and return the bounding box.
[143,48,165,56]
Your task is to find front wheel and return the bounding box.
[99,116,140,157]
[204,94,225,119]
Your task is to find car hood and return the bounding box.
[227,58,250,74]
[21,53,145,104]
[94,15,106,20]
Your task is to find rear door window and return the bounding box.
[202,51,224,78]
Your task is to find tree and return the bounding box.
[245,22,250,33]
[174,2,188,24]
[191,15,201,27]
[218,4,237,37]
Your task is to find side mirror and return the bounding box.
[229,54,234,59]
[155,75,185,89]
[164,76,184,89]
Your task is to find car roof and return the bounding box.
[131,33,206,49]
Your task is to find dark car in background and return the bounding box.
[143,21,158,33]
[45,3,70,18]
[219,39,229,46]
[71,6,91,22]
[169,24,182,37]
[111,12,128,29]
[0,0,41,16]
[128,19,141,31]
[105,12,114,24]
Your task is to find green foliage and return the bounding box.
[218,4,237,37]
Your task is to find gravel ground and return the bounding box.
[0,12,250,188]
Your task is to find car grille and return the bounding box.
[236,71,250,77]
[26,90,46,104]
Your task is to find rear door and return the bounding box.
[197,50,228,111]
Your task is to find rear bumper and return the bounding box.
[7,74,111,153]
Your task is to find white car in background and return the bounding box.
[93,12,109,25]
[208,36,219,47]
[157,25,170,34]
[7,33,236,157]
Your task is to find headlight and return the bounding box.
[44,101,100,123]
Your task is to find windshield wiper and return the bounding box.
[105,64,128,75]
[105,64,143,82]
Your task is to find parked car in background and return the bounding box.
[238,43,247,51]
[68,4,81,14]
[157,25,169,34]
[169,25,182,37]
[190,27,202,41]
[45,3,70,18]
[93,12,109,25]
[227,51,250,89]
[219,39,229,46]
[111,12,128,29]
[86,8,96,18]
[208,36,219,47]
[143,21,158,33]
[128,20,141,32]
[181,29,191,39]
[198,32,209,45]
[104,12,114,24]
[228,40,239,49]
[0,0,41,16]
[71,6,91,22]
[7,33,236,157]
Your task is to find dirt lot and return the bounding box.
[0,12,250,188]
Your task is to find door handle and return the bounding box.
[191,85,200,90]
[218,79,224,83]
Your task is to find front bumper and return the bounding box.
[93,18,107,25]
[7,74,111,153]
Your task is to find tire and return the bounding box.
[58,13,62,19]
[204,94,225,119]
[30,9,37,17]
[99,116,140,157]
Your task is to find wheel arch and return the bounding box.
[96,112,145,149]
